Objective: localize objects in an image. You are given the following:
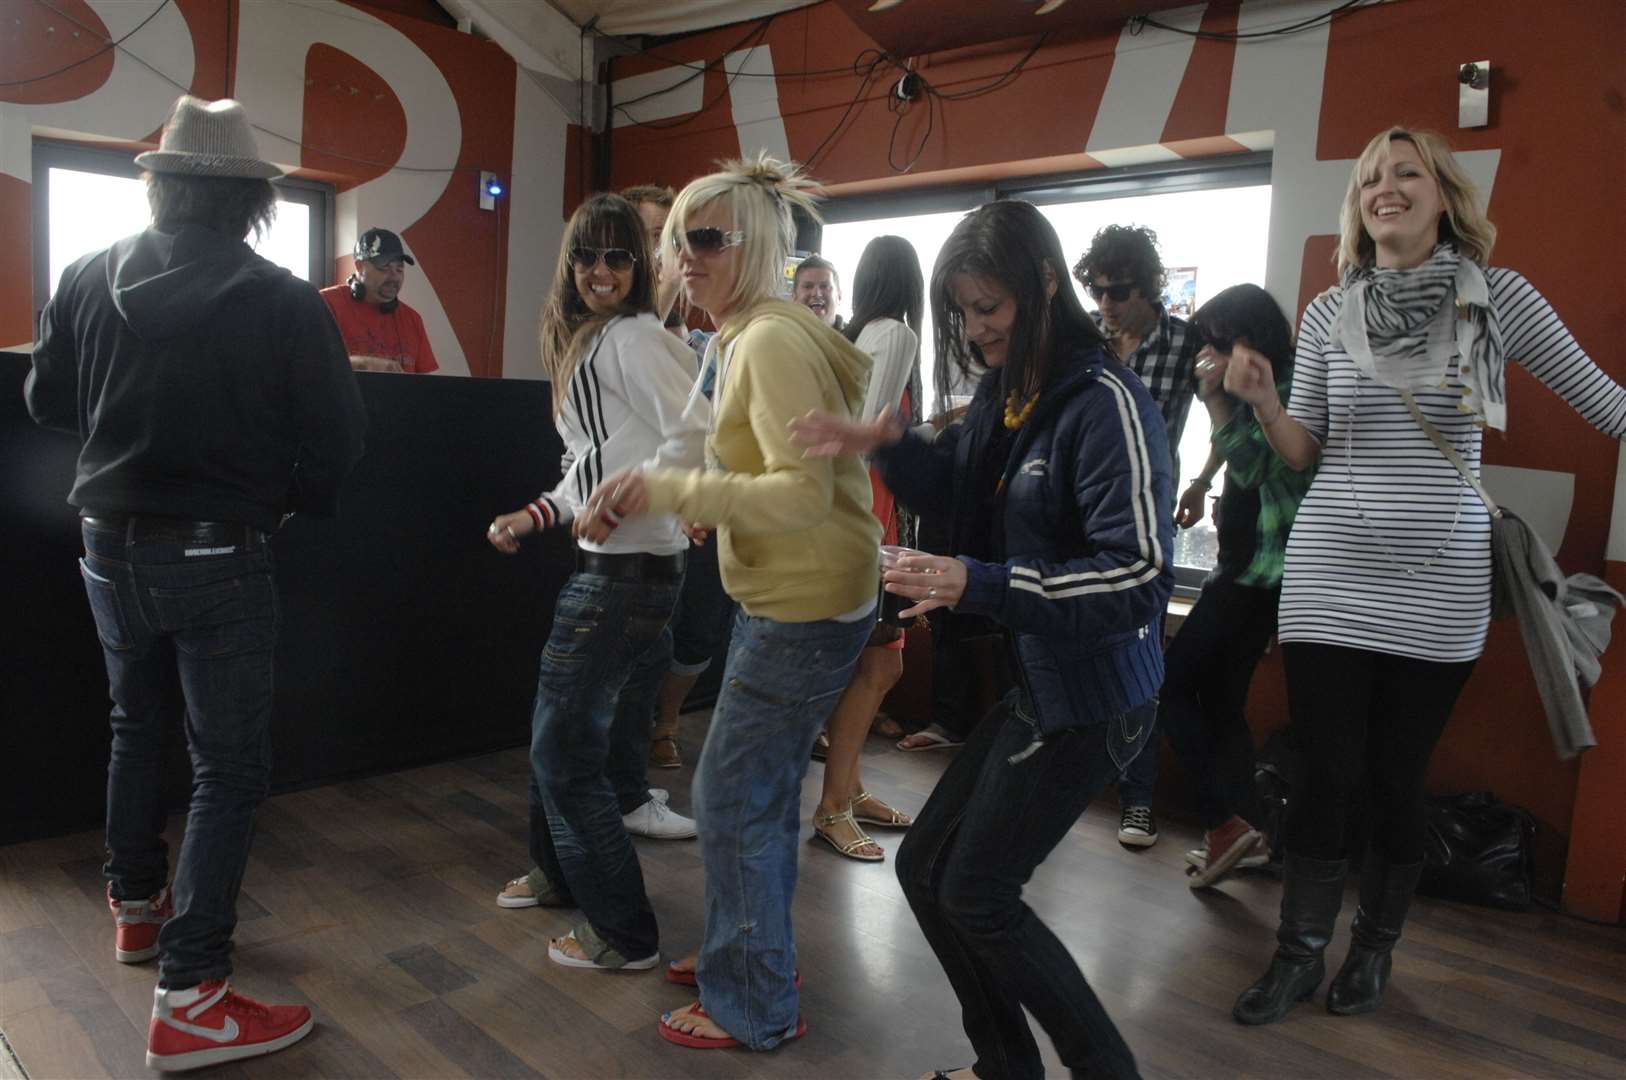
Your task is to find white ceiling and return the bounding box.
[544,0,820,38]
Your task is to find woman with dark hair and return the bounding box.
[1160,284,1313,890]
[484,192,706,971]
[1225,127,1626,1025]
[792,199,1173,1080]
[809,234,926,861]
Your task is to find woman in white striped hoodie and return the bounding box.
[485,193,706,972]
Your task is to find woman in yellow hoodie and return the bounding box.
[578,154,880,1052]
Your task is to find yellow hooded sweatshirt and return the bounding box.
[643,299,881,622]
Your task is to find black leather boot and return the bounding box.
[1326,854,1424,1015]
[1233,852,1346,1025]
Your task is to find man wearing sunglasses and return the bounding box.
[1072,223,1204,853]
[320,227,439,374]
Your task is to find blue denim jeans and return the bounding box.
[81,521,278,991]
[896,691,1153,1080]
[528,569,679,961]
[668,534,735,676]
[694,610,871,1049]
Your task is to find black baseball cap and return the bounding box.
[355,227,415,266]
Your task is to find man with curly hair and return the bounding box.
[1073,223,1203,852]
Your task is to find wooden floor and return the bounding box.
[3,712,1624,1080]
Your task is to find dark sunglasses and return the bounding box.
[570,247,637,272]
[1086,282,1137,303]
[673,227,746,255]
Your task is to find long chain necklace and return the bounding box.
[1344,375,1467,577]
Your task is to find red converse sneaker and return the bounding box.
[1186,816,1265,890]
[146,981,314,1072]
[108,883,173,963]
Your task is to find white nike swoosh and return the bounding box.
[162,1016,240,1043]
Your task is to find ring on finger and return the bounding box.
[927,586,938,599]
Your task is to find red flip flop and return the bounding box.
[665,962,801,989]
[657,1002,806,1049]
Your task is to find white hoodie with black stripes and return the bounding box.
[526,313,708,556]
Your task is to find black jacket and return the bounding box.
[877,346,1174,738]
[26,225,366,530]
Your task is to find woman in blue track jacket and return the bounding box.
[792,199,1172,1080]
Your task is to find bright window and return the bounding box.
[820,161,1271,581]
[33,140,331,308]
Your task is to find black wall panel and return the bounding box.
[2,353,582,844]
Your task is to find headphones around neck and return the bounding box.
[349,274,399,314]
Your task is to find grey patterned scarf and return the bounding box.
[1331,243,1506,430]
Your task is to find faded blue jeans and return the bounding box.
[81,520,278,991]
[530,569,679,962]
[693,610,871,1049]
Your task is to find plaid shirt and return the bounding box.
[1093,305,1200,469]
[1209,379,1315,588]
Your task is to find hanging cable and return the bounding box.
[1131,1,1362,42]
[1,0,173,88]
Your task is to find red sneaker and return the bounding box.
[108,883,173,963]
[1186,816,1265,890]
[146,981,314,1072]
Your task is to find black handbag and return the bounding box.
[1416,791,1535,911]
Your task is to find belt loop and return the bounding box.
[125,516,137,548]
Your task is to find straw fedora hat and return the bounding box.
[134,95,282,179]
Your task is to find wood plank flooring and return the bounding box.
[3,711,1623,1079]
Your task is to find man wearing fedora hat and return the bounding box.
[26,94,366,1072]
[320,226,440,373]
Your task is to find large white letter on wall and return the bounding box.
[235,1,469,375]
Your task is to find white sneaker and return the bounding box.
[623,798,697,840]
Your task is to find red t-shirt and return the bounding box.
[319,285,440,373]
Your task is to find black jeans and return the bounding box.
[1158,578,1278,830]
[1280,642,1476,864]
[81,521,278,990]
[528,570,679,960]
[896,693,1150,1080]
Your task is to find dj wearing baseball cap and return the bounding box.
[319,226,440,373]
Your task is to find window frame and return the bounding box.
[31,138,336,321]
[819,152,1272,597]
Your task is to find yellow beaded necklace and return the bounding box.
[1003,391,1039,430]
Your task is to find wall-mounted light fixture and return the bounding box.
[479,170,504,211]
[1458,61,1490,129]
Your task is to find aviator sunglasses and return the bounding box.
[672,227,747,255]
[1086,282,1137,303]
[570,246,637,272]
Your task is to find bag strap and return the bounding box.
[1399,390,1503,520]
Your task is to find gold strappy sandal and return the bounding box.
[813,806,885,862]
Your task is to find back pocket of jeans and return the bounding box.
[79,559,134,651]
[164,575,278,659]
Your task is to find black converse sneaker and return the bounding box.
[1117,804,1158,848]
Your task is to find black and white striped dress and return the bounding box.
[1279,269,1626,662]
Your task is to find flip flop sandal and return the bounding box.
[547,929,659,971]
[813,806,885,862]
[657,1002,806,1049]
[495,870,572,909]
[850,790,914,829]
[896,728,964,752]
[665,962,801,989]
